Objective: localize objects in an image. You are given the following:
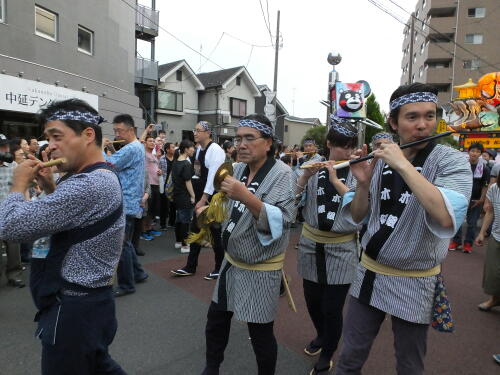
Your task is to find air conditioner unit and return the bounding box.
[222,114,231,124]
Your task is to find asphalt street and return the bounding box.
[0,225,499,375]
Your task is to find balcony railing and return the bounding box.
[135,57,158,85]
[425,66,452,84]
[135,4,159,38]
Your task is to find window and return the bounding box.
[0,0,5,23]
[468,8,485,18]
[428,61,450,68]
[411,73,415,83]
[465,34,483,44]
[420,43,424,54]
[284,125,288,132]
[230,98,247,117]
[236,76,241,86]
[78,26,93,55]
[422,0,426,7]
[463,59,481,70]
[413,53,417,63]
[176,70,182,81]
[35,5,57,41]
[436,85,450,93]
[419,66,424,78]
[157,90,183,112]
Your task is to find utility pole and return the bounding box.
[264,11,281,138]
[272,11,280,135]
[273,10,280,93]
[408,12,415,83]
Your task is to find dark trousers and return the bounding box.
[175,223,190,246]
[160,196,176,228]
[1,241,23,281]
[21,242,33,262]
[116,216,148,292]
[453,203,481,245]
[185,218,224,273]
[203,302,277,375]
[336,297,429,375]
[168,200,176,227]
[303,279,350,368]
[149,185,161,219]
[41,290,127,375]
[132,218,142,253]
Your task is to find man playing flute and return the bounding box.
[295,117,360,375]
[0,99,127,374]
[336,83,472,375]
[201,114,296,375]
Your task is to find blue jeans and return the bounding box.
[117,216,148,292]
[453,203,481,245]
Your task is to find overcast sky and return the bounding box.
[137,0,418,122]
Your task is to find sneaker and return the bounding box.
[448,241,459,251]
[174,242,182,249]
[170,268,194,276]
[160,226,167,231]
[304,340,322,356]
[148,230,162,237]
[180,245,190,254]
[204,271,219,280]
[309,361,333,375]
[493,354,500,365]
[463,242,472,253]
[140,233,153,241]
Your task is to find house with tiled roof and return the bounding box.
[283,116,322,148]
[155,60,205,141]
[197,66,261,142]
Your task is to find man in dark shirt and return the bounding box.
[449,142,490,253]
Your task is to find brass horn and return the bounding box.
[187,162,233,245]
[214,162,234,191]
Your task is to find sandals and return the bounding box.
[478,301,500,311]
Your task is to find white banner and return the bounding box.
[0,75,98,114]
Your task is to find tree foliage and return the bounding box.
[365,94,390,145]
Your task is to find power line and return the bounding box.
[384,0,500,70]
[258,0,274,45]
[120,0,224,69]
[266,0,271,36]
[197,32,224,72]
[224,32,273,48]
[245,45,254,68]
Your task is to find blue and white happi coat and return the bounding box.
[342,144,472,324]
[212,160,296,323]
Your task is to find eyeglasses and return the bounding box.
[234,135,264,146]
[192,129,208,133]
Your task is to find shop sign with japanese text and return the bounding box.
[0,75,98,114]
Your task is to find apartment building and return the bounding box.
[400,0,500,104]
[0,0,153,139]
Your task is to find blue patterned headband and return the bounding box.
[371,132,393,143]
[238,119,274,136]
[330,115,358,138]
[389,92,438,111]
[47,110,104,125]
[198,121,210,131]
[303,139,316,145]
